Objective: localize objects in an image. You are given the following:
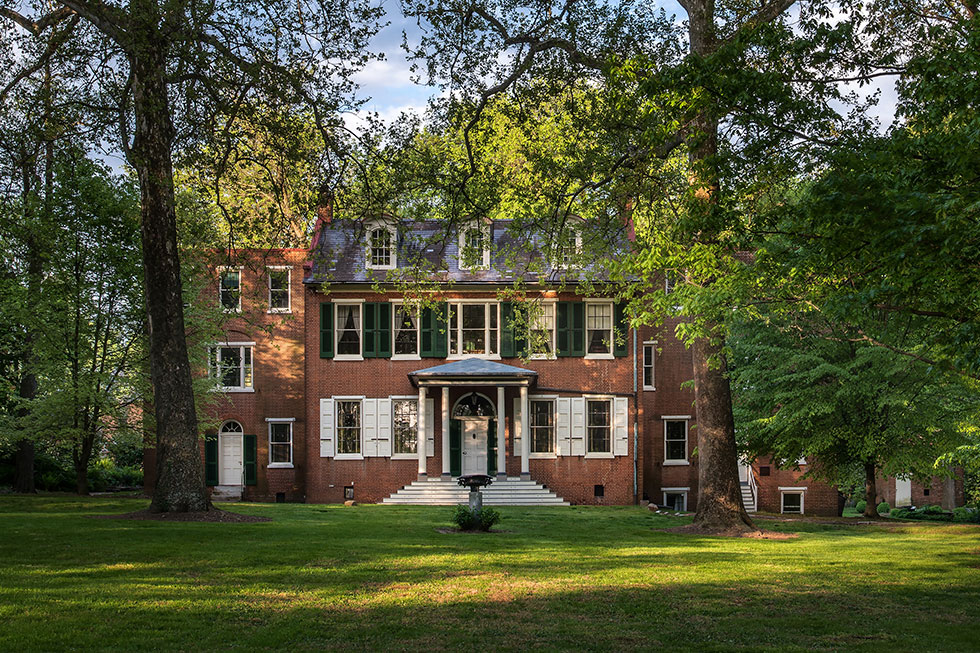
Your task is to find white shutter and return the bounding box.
[556,397,571,456]
[377,398,392,457]
[570,397,586,456]
[426,398,435,456]
[319,398,334,457]
[513,397,522,456]
[613,397,628,456]
[363,399,378,457]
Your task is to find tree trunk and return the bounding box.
[691,336,755,531]
[14,439,36,493]
[863,462,879,518]
[129,33,211,513]
[75,462,89,495]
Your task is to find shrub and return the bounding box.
[451,505,501,532]
[890,505,955,522]
[855,500,867,513]
[953,507,980,524]
[890,507,915,519]
[877,501,890,515]
[87,459,143,492]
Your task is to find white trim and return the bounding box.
[642,341,656,391]
[457,221,491,270]
[365,222,398,270]
[264,417,296,422]
[447,301,501,358]
[266,266,292,314]
[218,341,256,347]
[217,266,243,313]
[664,418,689,464]
[527,396,557,456]
[390,396,419,458]
[528,300,558,360]
[268,421,293,467]
[661,489,688,511]
[662,414,692,420]
[210,343,254,391]
[778,486,809,491]
[661,486,691,491]
[334,396,365,459]
[334,300,365,361]
[584,300,615,359]
[662,460,690,466]
[585,396,614,455]
[780,490,805,514]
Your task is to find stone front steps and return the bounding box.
[211,485,243,502]
[741,482,757,513]
[382,477,569,506]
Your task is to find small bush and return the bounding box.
[855,500,867,513]
[953,507,980,524]
[451,505,501,532]
[890,505,955,522]
[877,501,890,515]
[890,507,915,519]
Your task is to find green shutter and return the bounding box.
[501,302,515,358]
[244,433,257,486]
[614,302,628,357]
[421,303,448,358]
[570,302,585,356]
[319,302,334,359]
[557,302,570,357]
[377,302,392,358]
[487,420,497,476]
[204,433,218,486]
[450,418,462,476]
[363,303,377,357]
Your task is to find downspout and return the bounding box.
[632,327,638,505]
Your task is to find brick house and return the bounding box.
[143,217,960,515]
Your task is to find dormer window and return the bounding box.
[552,223,582,269]
[366,224,396,270]
[458,222,490,270]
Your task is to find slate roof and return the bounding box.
[303,218,624,286]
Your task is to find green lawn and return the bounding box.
[1,496,977,652]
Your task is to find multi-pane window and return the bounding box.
[368,227,395,268]
[553,227,581,269]
[459,225,490,269]
[268,269,290,312]
[210,345,253,389]
[782,492,803,514]
[220,269,241,311]
[587,400,611,453]
[586,303,613,355]
[530,400,555,453]
[449,303,498,356]
[335,303,361,357]
[393,305,419,357]
[269,422,292,465]
[336,400,361,455]
[643,343,656,390]
[531,302,556,357]
[663,491,687,511]
[665,420,687,461]
[392,399,418,455]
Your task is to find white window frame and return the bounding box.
[334,396,364,460]
[218,266,242,313]
[365,223,397,270]
[209,342,255,392]
[585,395,614,458]
[552,224,583,269]
[458,222,491,270]
[529,300,557,360]
[391,301,421,360]
[780,488,806,514]
[448,301,500,359]
[663,416,690,465]
[266,417,295,467]
[529,397,557,457]
[266,265,292,314]
[390,396,419,459]
[661,487,690,511]
[585,301,615,360]
[334,300,364,361]
[642,341,656,391]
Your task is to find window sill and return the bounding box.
[529,453,557,459]
[333,454,364,461]
[643,386,656,392]
[267,309,291,314]
[222,308,242,314]
[391,453,418,460]
[529,354,557,361]
[447,354,502,361]
[214,387,255,393]
[391,354,422,361]
[267,463,294,469]
[334,355,364,362]
[663,460,690,466]
[584,353,615,360]
[365,264,397,271]
[585,452,614,459]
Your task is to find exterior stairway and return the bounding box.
[740,481,757,513]
[211,485,243,502]
[382,477,569,506]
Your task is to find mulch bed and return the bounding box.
[90,508,271,523]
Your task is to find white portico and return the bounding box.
[408,358,537,481]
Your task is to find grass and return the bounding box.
[1,496,978,652]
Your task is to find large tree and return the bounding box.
[1,0,381,510]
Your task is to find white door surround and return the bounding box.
[895,477,912,507]
[220,433,244,486]
[460,417,489,476]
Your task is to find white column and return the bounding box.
[520,385,530,479]
[417,386,427,479]
[441,387,450,478]
[497,386,507,478]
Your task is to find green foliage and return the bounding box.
[86,460,143,492]
[952,507,980,524]
[877,502,891,515]
[450,505,501,532]
[891,505,955,522]
[855,500,867,514]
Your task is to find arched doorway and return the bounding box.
[219,420,244,486]
[451,392,497,477]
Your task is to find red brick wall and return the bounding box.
[877,473,965,509]
[753,458,840,516]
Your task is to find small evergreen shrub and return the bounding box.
[855,500,867,513]
[451,505,501,532]
[890,507,915,519]
[877,501,890,515]
[890,505,955,521]
[953,507,980,524]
